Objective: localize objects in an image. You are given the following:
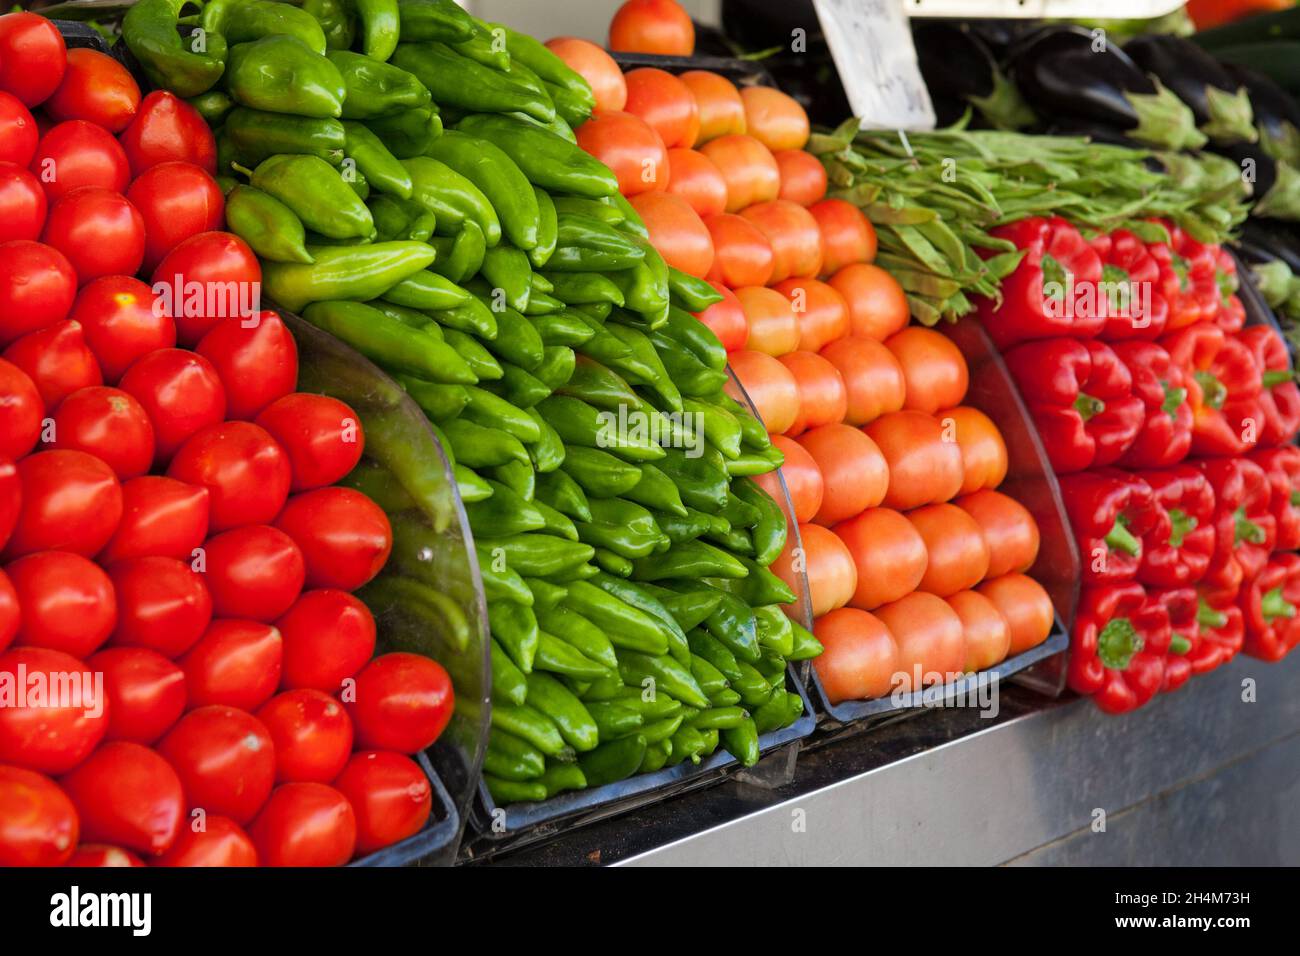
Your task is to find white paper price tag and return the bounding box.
[812,0,936,131]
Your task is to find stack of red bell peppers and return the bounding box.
[981,216,1300,714]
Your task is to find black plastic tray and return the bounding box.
[609,50,774,87]
[349,751,460,867]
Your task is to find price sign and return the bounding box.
[811,0,935,131]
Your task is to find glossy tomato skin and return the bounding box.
[774,277,850,353]
[68,844,147,867]
[739,86,809,152]
[255,393,364,491]
[0,12,67,107]
[609,0,695,56]
[948,589,1011,673]
[257,689,354,783]
[180,619,283,711]
[168,422,291,532]
[885,326,970,415]
[119,91,217,177]
[0,161,46,241]
[754,433,822,523]
[127,161,226,273]
[100,476,210,564]
[665,148,727,218]
[819,336,906,427]
[623,68,699,148]
[275,487,392,591]
[692,281,747,352]
[774,149,828,207]
[276,589,376,693]
[906,502,991,597]
[0,567,17,651]
[333,751,432,855]
[108,556,212,660]
[60,741,184,857]
[978,572,1054,655]
[544,38,626,111]
[833,507,928,610]
[698,134,780,212]
[830,263,909,341]
[875,591,967,691]
[196,312,298,421]
[0,764,79,866]
[6,551,117,658]
[156,705,275,825]
[119,348,226,464]
[0,240,77,346]
[680,71,745,143]
[941,406,1008,496]
[0,647,109,774]
[629,190,714,277]
[779,350,847,437]
[727,348,798,434]
[736,285,799,356]
[772,522,856,618]
[0,91,39,166]
[68,276,175,384]
[813,607,900,703]
[740,199,823,282]
[43,48,139,132]
[202,525,305,622]
[5,450,121,559]
[346,652,454,754]
[29,120,129,202]
[811,199,876,274]
[704,213,774,289]
[150,231,261,345]
[3,320,103,411]
[86,646,186,744]
[575,110,668,196]
[0,357,42,460]
[864,410,965,512]
[155,816,258,867]
[956,489,1040,578]
[49,386,155,480]
[249,782,356,867]
[797,423,889,525]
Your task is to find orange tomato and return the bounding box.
[666,148,727,218]
[955,489,1040,578]
[629,191,713,277]
[811,199,876,273]
[906,503,991,597]
[829,263,909,341]
[772,522,855,617]
[698,134,779,212]
[947,590,1011,672]
[693,280,747,351]
[774,149,828,207]
[797,423,888,525]
[779,351,847,437]
[773,277,849,353]
[704,213,774,288]
[875,591,966,691]
[833,506,927,610]
[819,336,906,426]
[609,0,695,56]
[939,406,1007,495]
[864,410,965,511]
[544,38,627,111]
[739,86,809,152]
[813,607,899,703]
[884,326,969,415]
[755,433,822,523]
[728,349,798,434]
[680,71,745,143]
[978,573,1054,655]
[736,285,799,356]
[739,200,822,282]
[575,110,667,196]
[623,68,700,149]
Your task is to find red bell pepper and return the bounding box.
[1194,587,1245,672]
[1240,553,1300,662]
[979,217,1104,348]
[1250,444,1300,550]
[1147,587,1198,693]
[1003,338,1144,474]
[1149,225,1221,333]
[1161,321,1263,456]
[1091,229,1168,341]
[1069,582,1169,714]
[1059,470,1158,585]
[1225,325,1300,447]
[1196,456,1276,587]
[1111,341,1193,468]
[1213,249,1246,334]
[1136,466,1215,588]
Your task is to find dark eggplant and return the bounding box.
[1044,118,1143,149]
[1124,34,1256,145]
[1242,218,1300,272]
[1008,27,1206,151]
[1224,62,1300,166]
[1219,141,1300,222]
[912,21,1033,130]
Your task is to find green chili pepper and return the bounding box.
[532,347,575,391]
[214,0,328,54]
[667,268,724,313]
[538,395,665,463]
[301,300,474,385]
[615,465,685,520]
[734,478,787,566]
[726,444,785,477]
[123,0,227,98]
[451,23,511,71]
[484,775,545,803]
[489,600,539,673]
[341,122,413,200]
[429,222,487,283]
[347,0,400,61]
[498,23,595,111]
[224,185,313,265]
[543,271,626,307]
[604,322,682,411]
[613,686,682,719]
[440,329,502,381]
[457,387,540,442]
[586,701,643,739]
[478,306,544,370]
[396,0,478,42]
[403,156,502,247]
[523,290,563,316]
[701,590,762,664]
[617,652,710,710]
[224,36,345,119]
[638,714,684,745]
[425,130,541,251]
[397,376,468,422]
[456,113,618,198]
[655,587,724,634]
[556,213,645,258]
[536,470,592,523]
[535,631,610,680]
[751,688,794,734]
[477,547,533,606]
[563,580,668,655]
[488,362,552,408]
[525,672,599,752]
[575,734,645,786]
[538,606,617,670]
[188,90,235,127]
[724,556,797,608]
[477,534,595,578]
[431,296,498,339]
[368,107,443,159]
[492,702,569,758]
[689,655,732,703]
[720,395,770,450]
[481,244,533,313]
[560,446,643,498]
[441,418,529,468]
[304,0,356,50]
[392,41,555,123]
[721,718,761,767]
[250,154,373,240]
[649,332,729,398]
[615,242,670,325]
[590,548,629,577]
[656,446,728,512]
[490,638,528,706]
[577,500,664,561]
[754,604,795,657]
[665,725,706,766]
[465,482,544,537]
[338,459,414,514]
[590,571,690,666]
[485,731,545,780]
[530,187,558,269]
[662,305,726,371]
[540,762,587,798]
[543,81,592,128]
[653,510,708,546]
[456,465,493,503]
[556,355,643,412]
[533,311,595,348]
[533,499,578,543]
[718,492,761,530]
[525,578,567,612]
[382,270,471,312]
[523,408,565,473]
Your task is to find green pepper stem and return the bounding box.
[1170,633,1192,655]
[1234,506,1266,546]
[1194,370,1228,410]
[1097,616,1143,671]
[1166,508,1197,549]
[1160,380,1187,420]
[1262,369,1294,389]
[1291,490,1300,508]
[1105,515,1142,557]
[1261,586,1297,623]
[1074,393,1106,421]
[1197,597,1228,630]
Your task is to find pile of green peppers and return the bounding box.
[124,0,823,805]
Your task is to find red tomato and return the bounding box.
[811,199,876,274]
[774,522,857,617]
[834,506,928,610]
[0,357,42,460]
[180,619,283,711]
[739,199,823,282]
[728,348,799,434]
[118,348,227,464]
[257,689,354,783]
[118,91,216,177]
[629,190,714,277]
[698,134,779,212]
[68,276,174,384]
[813,607,900,703]
[829,263,909,341]
[276,589,377,693]
[948,590,1011,673]
[68,845,146,867]
[108,556,212,660]
[150,231,262,345]
[907,502,991,597]
[196,312,298,421]
[874,591,966,691]
[885,326,970,415]
[255,393,364,492]
[346,653,454,754]
[49,386,155,480]
[575,110,667,196]
[275,487,392,591]
[0,647,108,773]
[333,751,432,855]
[202,525,305,621]
[0,240,77,346]
[754,432,823,523]
[704,213,774,288]
[29,120,129,202]
[0,91,38,165]
[544,38,626,112]
[736,285,799,356]
[798,423,889,524]
[7,551,116,657]
[774,149,827,206]
[60,741,183,857]
[819,336,907,426]
[609,0,695,56]
[739,86,810,152]
[779,350,847,436]
[666,148,727,218]
[168,422,292,532]
[250,782,356,867]
[86,646,186,744]
[0,161,46,241]
[155,815,258,867]
[0,12,66,107]
[100,476,210,564]
[680,71,745,144]
[0,567,16,651]
[773,277,850,352]
[127,161,226,273]
[0,764,78,866]
[43,48,139,132]
[2,320,103,411]
[692,281,747,352]
[623,68,699,148]
[157,705,275,825]
[4,450,121,559]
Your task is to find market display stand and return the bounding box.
[480,650,1300,866]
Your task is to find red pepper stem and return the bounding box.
[1262,369,1293,389]
[1104,515,1142,557]
[1097,616,1143,670]
[1167,508,1196,549]
[1261,587,1297,623]
[1197,597,1228,630]
[1169,633,1192,655]
[1193,370,1227,410]
[1233,506,1266,546]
